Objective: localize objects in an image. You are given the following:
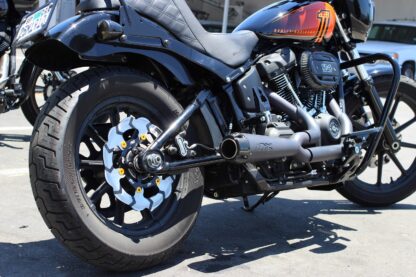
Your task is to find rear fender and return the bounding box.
[26,12,223,150]
[25,13,195,86]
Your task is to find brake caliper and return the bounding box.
[103,116,174,211]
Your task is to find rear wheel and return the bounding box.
[30,66,204,271]
[338,76,416,207]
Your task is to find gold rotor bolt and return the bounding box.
[155,178,161,186]
[120,141,127,149]
[136,187,143,193]
[118,168,125,175]
[140,134,147,141]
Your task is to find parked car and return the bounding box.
[357,20,416,79]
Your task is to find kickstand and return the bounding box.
[242,192,279,212]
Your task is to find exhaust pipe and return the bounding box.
[269,93,321,145]
[220,133,299,163]
[220,133,344,164]
[329,98,353,135]
[219,92,352,164]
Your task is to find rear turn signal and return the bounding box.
[97,20,124,41]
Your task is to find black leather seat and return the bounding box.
[76,0,259,67]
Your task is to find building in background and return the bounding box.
[374,0,416,21]
[187,0,245,26]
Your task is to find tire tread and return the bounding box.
[30,66,190,271]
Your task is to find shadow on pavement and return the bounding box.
[0,133,31,149]
[0,197,415,276]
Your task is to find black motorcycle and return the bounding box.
[0,0,71,124]
[18,0,416,271]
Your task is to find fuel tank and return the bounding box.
[234,1,336,44]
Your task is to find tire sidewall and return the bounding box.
[59,68,203,256]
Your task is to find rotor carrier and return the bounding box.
[103,116,174,212]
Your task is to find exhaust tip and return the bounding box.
[220,138,239,160]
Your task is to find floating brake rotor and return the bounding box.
[103,116,173,211]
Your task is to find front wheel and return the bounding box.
[29,66,204,271]
[338,76,416,207]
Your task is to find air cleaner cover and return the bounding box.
[300,51,340,90]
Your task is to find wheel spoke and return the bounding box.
[387,152,407,175]
[80,159,104,169]
[82,138,100,157]
[377,153,384,185]
[389,96,401,120]
[84,181,95,193]
[396,117,416,133]
[35,85,44,93]
[91,123,112,139]
[80,168,102,192]
[110,107,120,126]
[114,200,125,225]
[140,209,154,221]
[79,154,88,160]
[99,208,115,218]
[91,182,111,205]
[86,124,107,147]
[401,142,416,149]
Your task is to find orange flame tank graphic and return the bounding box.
[271,2,336,43]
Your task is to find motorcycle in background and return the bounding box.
[0,0,71,125]
[16,0,416,272]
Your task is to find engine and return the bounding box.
[256,48,342,145]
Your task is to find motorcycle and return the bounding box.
[17,0,416,271]
[0,0,71,125]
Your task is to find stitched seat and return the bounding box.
[76,0,259,67]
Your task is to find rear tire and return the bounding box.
[29,66,204,271]
[338,76,416,207]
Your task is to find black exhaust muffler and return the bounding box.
[220,133,299,163]
[220,133,344,164]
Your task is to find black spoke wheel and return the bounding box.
[77,103,182,236]
[29,67,204,271]
[338,76,416,207]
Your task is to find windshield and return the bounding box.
[368,24,416,44]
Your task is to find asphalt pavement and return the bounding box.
[0,88,416,276]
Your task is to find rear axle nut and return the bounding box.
[138,150,165,172]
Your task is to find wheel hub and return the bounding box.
[138,150,165,172]
[103,116,173,211]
